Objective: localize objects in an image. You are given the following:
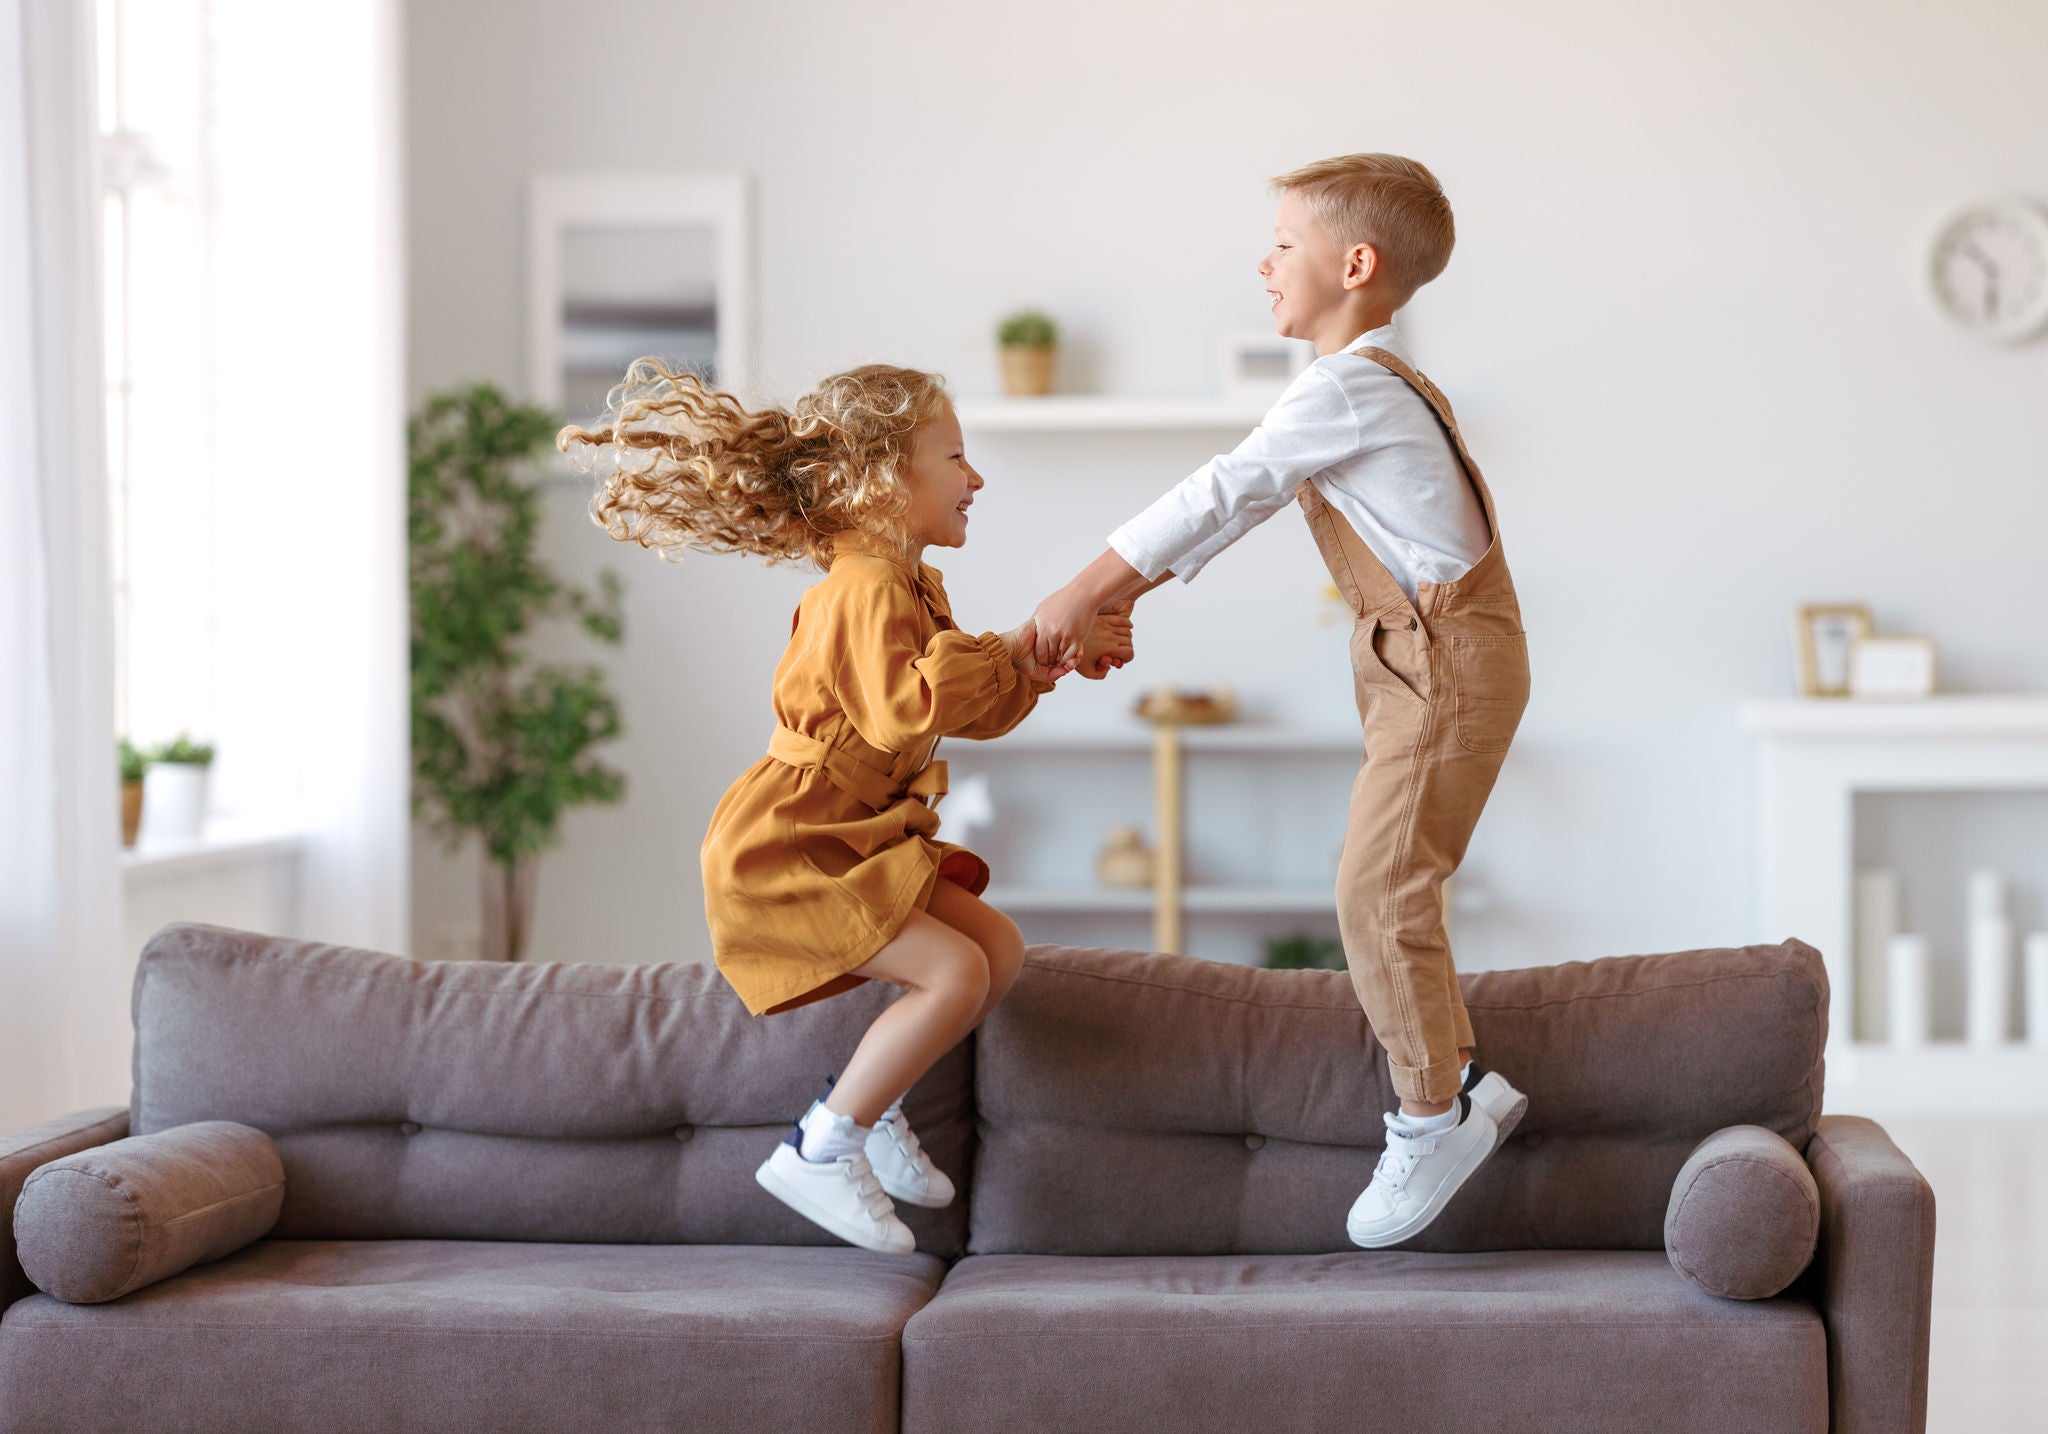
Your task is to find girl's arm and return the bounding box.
[825,574,1036,752]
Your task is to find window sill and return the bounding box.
[121,822,306,878]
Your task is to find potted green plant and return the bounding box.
[409,382,627,962]
[118,739,148,847]
[1264,933,1346,970]
[143,734,215,841]
[997,309,1059,397]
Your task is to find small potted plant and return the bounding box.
[118,739,148,847]
[143,734,216,841]
[997,309,1059,397]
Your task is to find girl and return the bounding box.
[560,360,1132,1254]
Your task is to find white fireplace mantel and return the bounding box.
[1740,695,2048,1111]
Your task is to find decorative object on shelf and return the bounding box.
[141,734,215,842]
[1220,331,1312,402]
[1848,635,1938,700]
[1134,686,1240,725]
[1966,871,2015,1047]
[942,771,995,846]
[996,309,1058,397]
[1924,195,2048,344]
[1095,825,1155,889]
[1852,869,1898,1042]
[1791,604,1872,697]
[118,740,148,848]
[1264,933,1345,970]
[1886,933,1929,1048]
[2027,932,2048,1052]
[1318,581,1348,627]
[410,383,628,962]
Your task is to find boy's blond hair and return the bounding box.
[1272,153,1454,302]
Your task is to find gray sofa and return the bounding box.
[0,923,1933,1433]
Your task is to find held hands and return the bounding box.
[1030,581,1103,671]
[1001,622,1073,685]
[1070,600,1134,680]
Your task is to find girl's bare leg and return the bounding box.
[827,907,989,1127]
[925,879,1026,1029]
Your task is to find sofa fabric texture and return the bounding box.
[14,1120,283,1305]
[126,923,974,1258]
[1664,1123,1820,1299]
[0,1240,942,1434]
[900,1250,1830,1434]
[0,1107,129,1314]
[968,939,1827,1255]
[0,925,1927,1434]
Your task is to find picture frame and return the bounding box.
[1220,331,1313,402]
[1792,604,1873,697]
[527,173,754,434]
[1848,636,1938,699]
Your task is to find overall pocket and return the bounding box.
[1450,633,1530,754]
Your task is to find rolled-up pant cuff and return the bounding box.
[1391,1049,1467,1105]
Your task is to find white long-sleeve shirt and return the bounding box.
[1106,324,1490,601]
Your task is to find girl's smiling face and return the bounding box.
[901,404,983,550]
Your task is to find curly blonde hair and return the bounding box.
[559,360,953,569]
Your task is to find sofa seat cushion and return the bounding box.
[900,1250,1827,1434]
[0,1239,943,1434]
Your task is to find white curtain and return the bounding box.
[207,0,410,956]
[0,0,130,1129]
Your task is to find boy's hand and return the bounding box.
[1031,583,1103,668]
[1001,620,1072,685]
[1072,601,1135,680]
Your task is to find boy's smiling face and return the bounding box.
[1260,189,1386,354]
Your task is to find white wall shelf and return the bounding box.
[953,396,1272,433]
[1741,694,2048,1111]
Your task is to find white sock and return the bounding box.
[881,1094,905,1124]
[1460,1060,1473,1087]
[1394,1102,1461,1137]
[797,1102,870,1163]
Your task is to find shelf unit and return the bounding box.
[948,722,1359,955]
[1740,694,2048,1112]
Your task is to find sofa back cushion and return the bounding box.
[129,924,972,1256]
[968,941,1826,1256]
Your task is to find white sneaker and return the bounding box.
[1346,1074,1522,1249]
[865,1106,956,1209]
[755,1140,915,1255]
[1464,1063,1528,1153]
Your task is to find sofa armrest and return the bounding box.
[1804,1115,1935,1434]
[1,1107,130,1313]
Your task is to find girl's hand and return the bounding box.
[1072,601,1135,680]
[1002,620,1072,684]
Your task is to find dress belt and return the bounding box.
[766,725,947,811]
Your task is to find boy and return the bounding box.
[1031,153,1530,1248]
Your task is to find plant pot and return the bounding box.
[120,779,144,847]
[1000,344,1056,397]
[141,762,210,841]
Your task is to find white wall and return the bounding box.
[406,0,2048,972]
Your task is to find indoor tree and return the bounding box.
[408,383,626,961]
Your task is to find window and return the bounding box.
[97,0,216,751]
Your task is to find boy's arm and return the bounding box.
[1033,367,1355,663]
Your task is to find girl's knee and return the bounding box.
[924,932,990,1012]
[982,914,1025,995]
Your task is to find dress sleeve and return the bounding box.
[822,571,1020,751]
[950,667,1055,741]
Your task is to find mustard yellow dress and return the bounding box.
[702,531,1053,1015]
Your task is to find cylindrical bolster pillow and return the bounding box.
[1664,1124,1820,1299]
[14,1120,284,1304]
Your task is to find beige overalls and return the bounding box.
[1296,345,1531,1104]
